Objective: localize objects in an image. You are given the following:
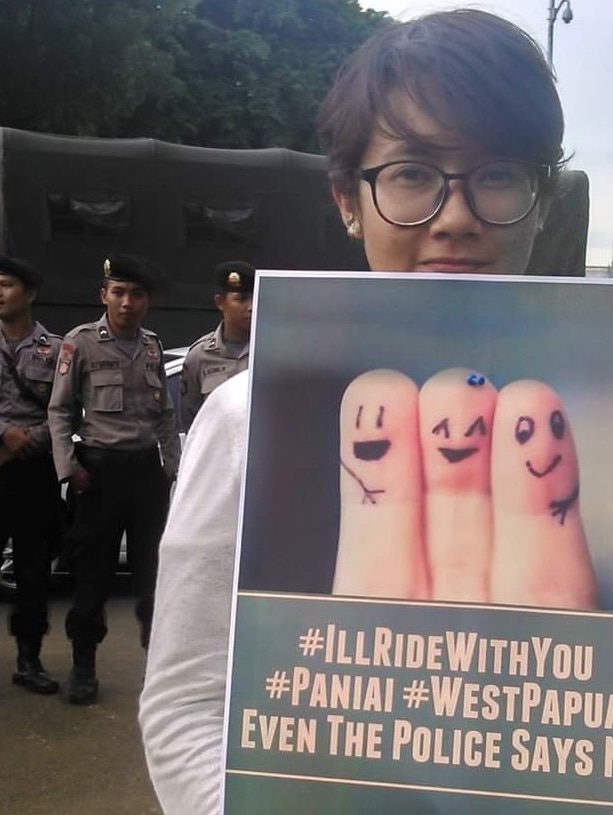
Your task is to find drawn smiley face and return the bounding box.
[353,403,391,461]
[492,380,580,522]
[419,368,498,491]
[515,409,566,477]
[432,415,487,463]
[341,370,418,469]
[339,369,421,504]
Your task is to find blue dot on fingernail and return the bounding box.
[467,373,486,387]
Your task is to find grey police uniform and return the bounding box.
[0,321,60,451]
[48,313,180,648]
[180,323,249,431]
[50,314,179,478]
[0,322,61,642]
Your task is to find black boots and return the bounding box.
[69,642,99,705]
[12,639,59,695]
[12,639,100,703]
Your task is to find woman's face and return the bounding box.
[334,92,547,275]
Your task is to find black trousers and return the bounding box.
[65,446,170,648]
[0,455,60,642]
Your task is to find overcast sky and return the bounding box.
[359,0,612,269]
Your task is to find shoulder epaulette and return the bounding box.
[142,328,163,349]
[188,331,214,352]
[65,322,98,339]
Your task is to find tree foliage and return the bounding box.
[0,1,195,137]
[180,0,388,150]
[0,0,387,151]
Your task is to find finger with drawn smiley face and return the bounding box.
[335,369,428,599]
[419,368,498,602]
[491,380,596,608]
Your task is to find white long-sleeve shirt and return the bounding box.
[140,370,249,814]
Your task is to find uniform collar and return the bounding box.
[0,320,47,349]
[220,322,249,354]
[96,313,147,344]
[203,323,224,351]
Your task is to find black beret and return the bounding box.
[215,260,255,294]
[0,256,42,288]
[103,252,159,294]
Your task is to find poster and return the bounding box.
[223,272,613,813]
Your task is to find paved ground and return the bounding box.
[0,592,163,815]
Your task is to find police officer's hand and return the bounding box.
[68,466,91,494]
[334,368,597,611]
[2,426,34,455]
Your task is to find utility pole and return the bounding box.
[547,0,574,69]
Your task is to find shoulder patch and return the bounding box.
[58,342,75,376]
[34,331,62,355]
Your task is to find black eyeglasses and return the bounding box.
[360,160,550,227]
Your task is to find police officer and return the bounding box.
[180,260,254,431]
[0,256,62,694]
[48,253,180,705]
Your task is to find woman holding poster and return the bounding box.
[140,9,596,815]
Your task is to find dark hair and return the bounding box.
[318,9,564,201]
[0,255,42,290]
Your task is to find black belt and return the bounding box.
[78,445,158,463]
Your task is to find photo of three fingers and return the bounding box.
[239,274,611,614]
[336,366,596,609]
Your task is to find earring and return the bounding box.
[346,216,363,240]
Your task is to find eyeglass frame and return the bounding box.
[359,159,552,228]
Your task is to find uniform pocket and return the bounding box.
[91,369,123,412]
[144,369,164,412]
[200,371,228,397]
[24,363,55,400]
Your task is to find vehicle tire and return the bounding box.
[0,540,16,600]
